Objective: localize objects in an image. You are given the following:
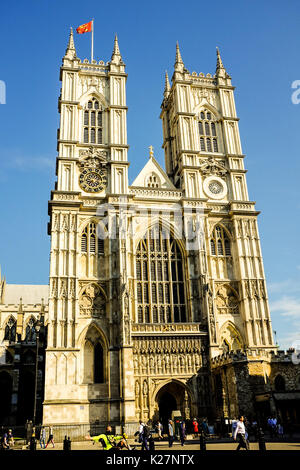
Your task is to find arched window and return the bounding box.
[94,342,104,383]
[146,173,160,188]
[210,225,231,257]
[4,317,16,342]
[81,222,105,255]
[274,375,286,392]
[136,225,187,323]
[25,317,37,343]
[83,98,103,144]
[83,326,106,384]
[198,109,220,153]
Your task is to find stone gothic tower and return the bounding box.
[44,30,136,428]
[160,44,275,358]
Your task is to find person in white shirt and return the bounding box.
[233,416,249,450]
[138,421,144,444]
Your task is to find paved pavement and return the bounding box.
[32,438,300,451]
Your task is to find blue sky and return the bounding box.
[0,0,299,350]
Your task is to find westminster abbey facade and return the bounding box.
[1,30,300,434]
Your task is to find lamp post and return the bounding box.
[33,316,41,426]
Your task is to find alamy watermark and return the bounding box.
[0,80,6,104]
[291,80,300,104]
[95,197,205,251]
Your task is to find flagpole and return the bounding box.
[91,19,94,62]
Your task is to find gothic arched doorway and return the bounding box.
[159,392,177,426]
[17,371,35,424]
[155,381,191,427]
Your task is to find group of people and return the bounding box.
[34,425,55,449]
[192,417,209,437]
[1,425,55,450]
[137,419,187,449]
[267,417,284,438]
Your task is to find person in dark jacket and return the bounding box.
[179,421,186,446]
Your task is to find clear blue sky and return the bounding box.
[0,0,299,350]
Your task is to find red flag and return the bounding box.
[76,21,92,34]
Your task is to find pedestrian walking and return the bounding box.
[277,420,284,438]
[156,421,163,440]
[233,416,249,451]
[45,426,55,448]
[138,421,144,443]
[179,420,186,446]
[40,426,46,449]
[201,418,209,436]
[141,423,150,451]
[168,420,174,448]
[192,418,199,438]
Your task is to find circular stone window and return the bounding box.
[203,176,227,200]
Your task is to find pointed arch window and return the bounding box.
[94,342,104,383]
[274,375,286,392]
[4,317,16,342]
[135,225,187,323]
[83,98,103,144]
[81,222,105,255]
[210,225,231,257]
[25,317,37,343]
[198,109,220,153]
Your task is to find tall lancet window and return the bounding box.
[83,98,103,144]
[136,225,187,323]
[81,222,104,255]
[210,225,231,257]
[198,110,219,153]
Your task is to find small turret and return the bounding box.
[111,34,123,65]
[16,297,24,339]
[163,71,171,99]
[216,47,229,80]
[174,41,185,73]
[64,27,77,60]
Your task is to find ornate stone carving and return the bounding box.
[199,157,228,178]
[79,283,106,317]
[215,284,239,315]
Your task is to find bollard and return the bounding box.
[258,427,266,451]
[63,435,68,451]
[200,430,206,451]
[29,437,36,451]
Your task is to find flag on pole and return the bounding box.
[76,21,92,34]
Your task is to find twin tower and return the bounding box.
[43,29,275,432]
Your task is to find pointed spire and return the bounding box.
[216,47,224,70]
[175,41,183,65]
[174,41,185,74]
[216,46,228,79]
[164,71,171,99]
[65,27,77,59]
[111,34,122,64]
[16,297,24,338]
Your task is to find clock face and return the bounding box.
[208,181,223,194]
[79,168,107,193]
